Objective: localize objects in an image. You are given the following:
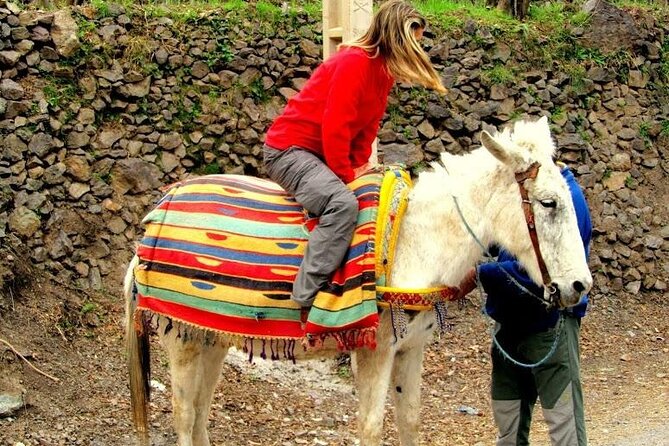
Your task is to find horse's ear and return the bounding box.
[536,116,556,157]
[537,115,551,138]
[481,131,511,165]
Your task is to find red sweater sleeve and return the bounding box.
[350,118,378,167]
[321,52,370,184]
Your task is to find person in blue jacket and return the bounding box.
[460,165,591,446]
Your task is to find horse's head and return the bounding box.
[480,116,593,308]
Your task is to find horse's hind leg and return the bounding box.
[161,330,228,446]
[192,340,228,446]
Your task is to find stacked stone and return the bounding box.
[0,1,667,299]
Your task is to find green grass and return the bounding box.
[602,168,612,181]
[413,0,665,78]
[143,1,243,21]
[550,106,566,123]
[482,64,516,85]
[661,120,669,137]
[249,78,273,103]
[562,64,587,92]
[204,40,235,69]
[173,95,203,132]
[415,0,516,31]
[43,78,79,109]
[81,302,97,314]
[569,10,591,27]
[527,1,568,25]
[625,175,635,188]
[91,0,112,17]
[412,0,641,33]
[201,163,222,175]
[141,0,320,22]
[660,39,669,81]
[615,0,669,11]
[639,121,651,139]
[26,0,668,93]
[256,0,282,20]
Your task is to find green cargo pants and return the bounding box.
[490,314,587,446]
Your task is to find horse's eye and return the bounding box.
[540,199,557,208]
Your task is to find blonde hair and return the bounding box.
[344,0,446,94]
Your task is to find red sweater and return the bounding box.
[265,47,394,184]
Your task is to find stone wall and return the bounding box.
[1,1,668,302]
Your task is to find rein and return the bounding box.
[444,158,563,368]
[491,313,565,368]
[449,159,557,308]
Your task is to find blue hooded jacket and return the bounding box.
[478,167,592,334]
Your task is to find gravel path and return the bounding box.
[1,283,667,446]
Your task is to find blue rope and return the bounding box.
[452,195,489,254]
[452,194,563,368]
[443,162,563,367]
[452,195,545,301]
[490,313,564,368]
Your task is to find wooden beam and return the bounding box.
[322,0,373,60]
[322,1,378,165]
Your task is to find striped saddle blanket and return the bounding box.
[134,173,382,350]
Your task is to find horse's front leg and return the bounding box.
[388,311,434,446]
[353,317,396,446]
[391,343,427,446]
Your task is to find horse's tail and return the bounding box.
[124,255,150,446]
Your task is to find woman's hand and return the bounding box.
[353,162,381,179]
[455,268,477,300]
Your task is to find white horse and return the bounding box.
[124,116,592,446]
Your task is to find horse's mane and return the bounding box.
[421,118,557,198]
[435,146,497,175]
[433,118,556,172]
[491,118,557,160]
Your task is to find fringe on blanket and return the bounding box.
[133,309,377,364]
[305,327,378,352]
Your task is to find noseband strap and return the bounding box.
[515,162,552,288]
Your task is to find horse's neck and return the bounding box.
[390,150,509,288]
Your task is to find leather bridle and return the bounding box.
[514,162,558,304]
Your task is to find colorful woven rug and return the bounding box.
[134,173,381,350]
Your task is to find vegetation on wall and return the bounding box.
[3,0,667,298]
[16,0,669,137]
[14,0,666,172]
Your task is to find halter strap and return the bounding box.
[515,162,552,288]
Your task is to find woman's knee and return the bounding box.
[331,189,359,219]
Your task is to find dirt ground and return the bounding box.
[0,275,668,446]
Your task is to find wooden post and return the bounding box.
[322,0,378,164]
[322,0,373,60]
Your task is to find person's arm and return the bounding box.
[561,167,593,316]
[321,52,369,184]
[455,245,501,299]
[477,259,542,299]
[562,167,592,256]
[349,119,378,168]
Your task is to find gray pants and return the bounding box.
[263,146,358,307]
[491,314,587,446]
